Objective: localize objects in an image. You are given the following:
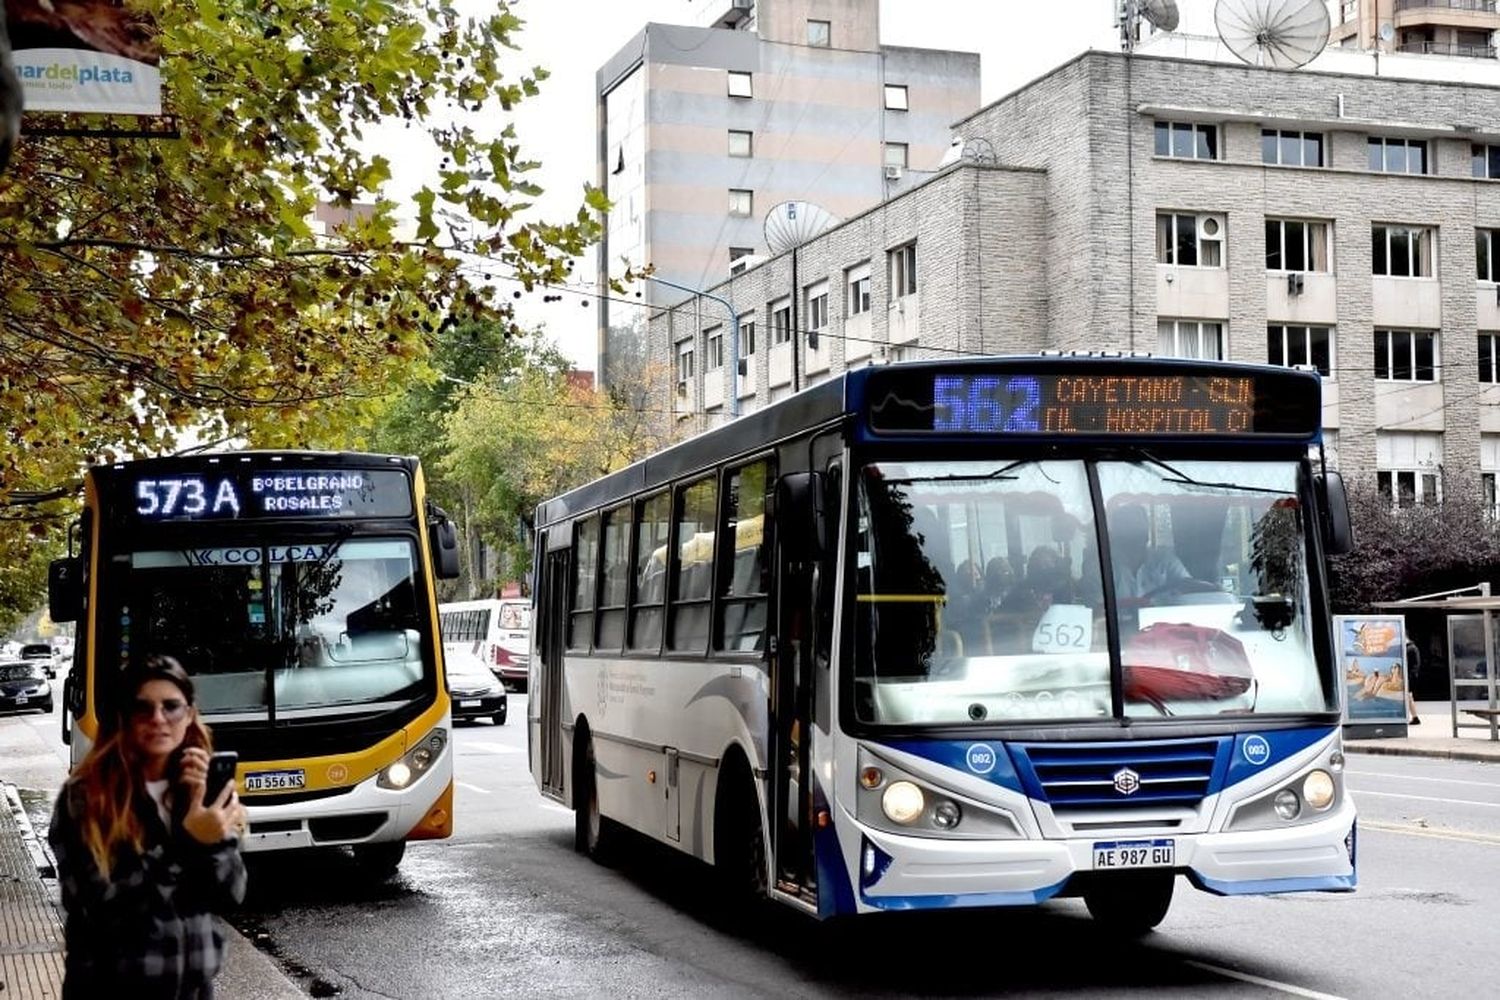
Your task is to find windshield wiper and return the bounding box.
[1136,452,1294,497]
[883,459,1030,485]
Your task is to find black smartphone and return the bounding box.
[203,751,238,805]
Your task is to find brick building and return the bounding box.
[650,49,1500,509]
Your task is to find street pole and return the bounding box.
[644,274,741,418]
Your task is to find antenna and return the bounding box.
[1214,0,1331,70]
[1120,0,1180,52]
[763,200,841,255]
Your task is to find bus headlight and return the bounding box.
[881,781,925,824]
[1273,788,1301,820]
[1302,770,1335,811]
[378,728,448,790]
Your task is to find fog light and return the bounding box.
[881,781,925,824]
[1303,770,1335,810]
[1328,751,1345,773]
[385,762,412,788]
[1273,788,1300,820]
[413,747,433,769]
[860,766,885,790]
[932,800,962,830]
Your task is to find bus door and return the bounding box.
[771,435,841,903]
[535,538,570,797]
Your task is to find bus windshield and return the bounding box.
[114,536,430,720]
[854,458,1330,725]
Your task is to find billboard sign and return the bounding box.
[1335,614,1410,731]
[4,0,161,114]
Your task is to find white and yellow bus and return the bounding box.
[48,451,461,875]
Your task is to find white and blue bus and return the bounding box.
[529,356,1356,931]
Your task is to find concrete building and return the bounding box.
[595,0,980,382]
[651,48,1500,510]
[1330,0,1500,59]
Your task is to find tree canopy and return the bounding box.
[0,0,603,625]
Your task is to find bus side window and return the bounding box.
[669,477,717,652]
[570,517,600,650]
[718,459,772,653]
[629,492,671,651]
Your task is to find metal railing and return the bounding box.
[1397,40,1498,57]
[1394,0,1498,13]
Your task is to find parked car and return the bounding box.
[0,660,53,714]
[445,647,507,725]
[438,598,531,691]
[18,642,57,679]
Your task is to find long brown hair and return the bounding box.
[69,655,213,874]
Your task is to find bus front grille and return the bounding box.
[1008,737,1229,810]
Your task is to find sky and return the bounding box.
[450,0,1182,370]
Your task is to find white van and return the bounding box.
[438,598,531,690]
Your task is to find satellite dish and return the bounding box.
[1215,0,1331,69]
[1378,22,1395,43]
[1140,0,1180,33]
[764,200,841,254]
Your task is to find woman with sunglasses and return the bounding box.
[48,654,248,1000]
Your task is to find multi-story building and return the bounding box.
[595,0,980,381]
[1330,0,1500,59]
[651,48,1500,510]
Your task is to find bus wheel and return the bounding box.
[352,841,406,878]
[1083,872,1174,935]
[715,780,768,904]
[574,734,619,863]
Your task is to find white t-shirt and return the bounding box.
[143,778,172,828]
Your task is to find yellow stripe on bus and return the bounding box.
[855,594,948,603]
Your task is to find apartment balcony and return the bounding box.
[1397,40,1497,57]
[1395,0,1500,39]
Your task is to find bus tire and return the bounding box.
[352,840,406,878]
[1083,872,1174,935]
[714,767,768,905]
[574,731,619,863]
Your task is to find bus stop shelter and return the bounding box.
[1374,585,1500,741]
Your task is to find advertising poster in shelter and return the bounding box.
[4,0,161,114]
[1335,615,1409,731]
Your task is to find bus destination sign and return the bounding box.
[866,369,1320,438]
[127,469,413,521]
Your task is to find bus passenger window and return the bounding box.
[569,517,599,650]
[669,477,717,651]
[597,505,632,651]
[629,492,671,650]
[718,460,772,652]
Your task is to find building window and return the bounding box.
[1378,470,1440,509]
[1480,229,1500,281]
[771,299,792,345]
[676,338,696,394]
[1374,329,1439,381]
[884,142,908,170]
[1481,332,1500,383]
[847,262,872,315]
[1372,225,1435,277]
[1153,120,1219,160]
[727,71,752,98]
[1268,325,1332,376]
[728,130,752,158]
[741,317,756,357]
[1265,218,1330,272]
[884,84,908,111]
[1368,137,1429,175]
[807,19,831,47]
[728,188,753,216]
[1262,129,1323,167]
[1474,144,1500,179]
[706,328,724,371]
[1486,472,1500,518]
[1156,212,1224,268]
[888,243,917,300]
[805,281,829,348]
[1158,319,1225,360]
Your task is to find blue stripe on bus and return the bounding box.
[1223,727,1337,790]
[859,877,1071,911]
[877,739,1026,795]
[1188,872,1356,896]
[813,775,856,918]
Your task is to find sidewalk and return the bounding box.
[1343,699,1500,763]
[0,782,304,1000]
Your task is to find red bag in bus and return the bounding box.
[1122,622,1256,714]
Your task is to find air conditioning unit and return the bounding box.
[729,253,766,276]
[1197,215,1222,241]
[1287,272,1305,296]
[884,164,904,181]
[726,0,754,23]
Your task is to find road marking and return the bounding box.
[1350,789,1500,809]
[540,801,572,815]
[1184,960,1347,1000]
[1360,819,1500,846]
[1346,769,1500,788]
[456,781,491,796]
[463,742,523,754]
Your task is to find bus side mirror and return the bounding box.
[777,472,827,559]
[48,557,83,623]
[1317,471,1354,556]
[430,517,461,580]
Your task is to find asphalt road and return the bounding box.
[6,699,1498,998]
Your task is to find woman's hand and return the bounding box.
[178,747,243,844]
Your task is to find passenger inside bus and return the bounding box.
[1107,504,1194,602]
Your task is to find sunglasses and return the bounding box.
[129,698,190,723]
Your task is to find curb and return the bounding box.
[1345,744,1500,764]
[2,782,55,879]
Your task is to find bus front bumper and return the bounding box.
[852,800,1356,911]
[240,759,453,853]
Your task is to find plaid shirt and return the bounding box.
[49,779,247,1000]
